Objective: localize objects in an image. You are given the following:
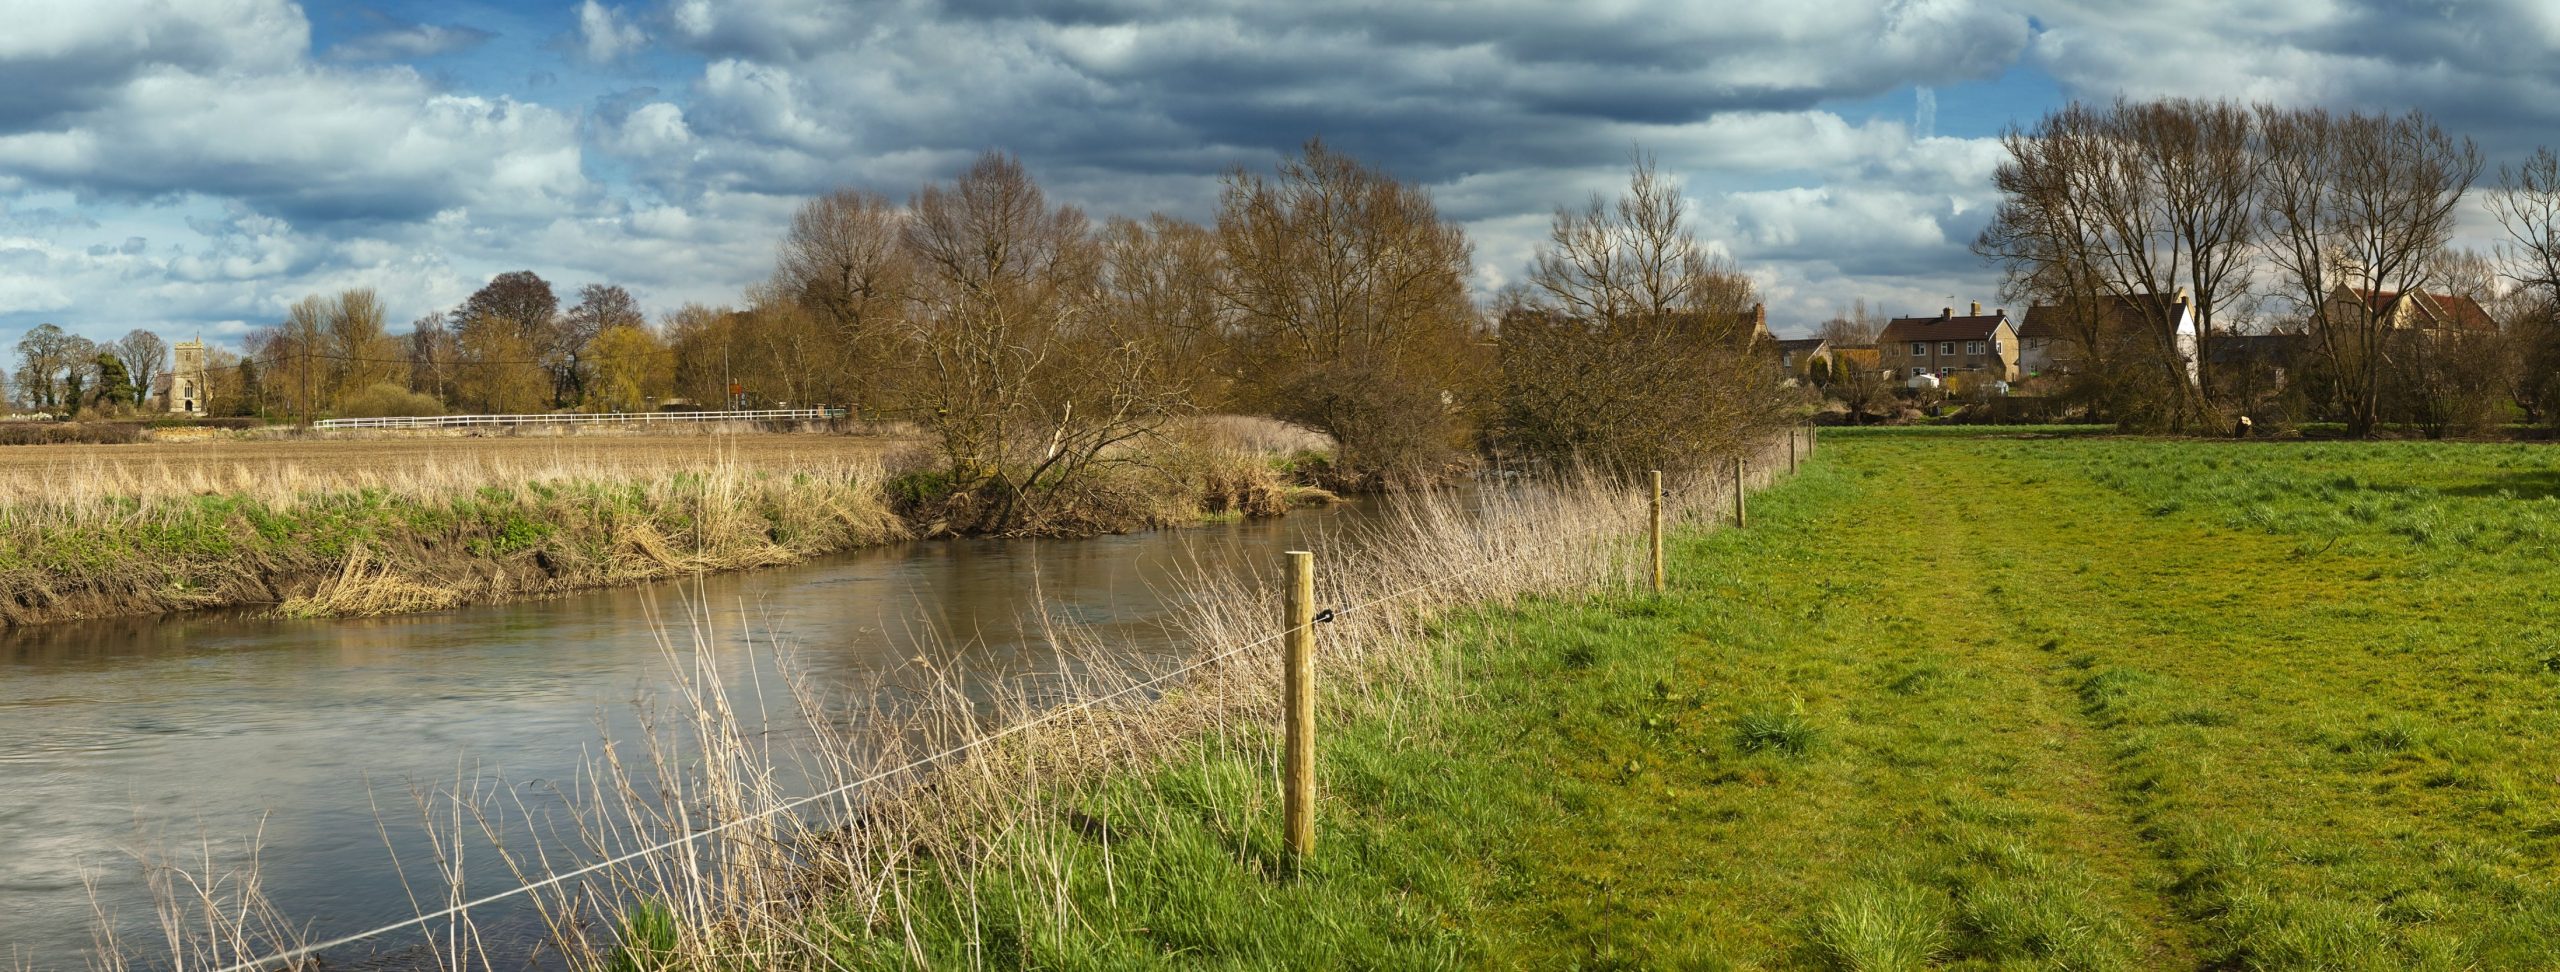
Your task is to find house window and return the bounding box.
[1938,367,1952,377]
[1966,341,1983,355]
[1911,341,1927,355]
[1910,367,1927,378]
[1940,342,1956,355]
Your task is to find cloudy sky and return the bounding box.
[4,0,2558,352]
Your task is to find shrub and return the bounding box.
[0,422,145,445]
[336,382,445,419]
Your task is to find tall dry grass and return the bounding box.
[79,426,1802,970]
[209,434,1794,970]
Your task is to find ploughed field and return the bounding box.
[869,429,2560,969]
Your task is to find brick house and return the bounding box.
[1774,337,1831,377]
[1878,302,2019,382]
[2325,285,2496,334]
[2018,290,2199,383]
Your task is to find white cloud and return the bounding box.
[575,0,649,64]
[327,23,494,62]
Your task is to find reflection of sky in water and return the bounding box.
[0,503,1374,968]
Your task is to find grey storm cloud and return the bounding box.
[13,0,2560,343]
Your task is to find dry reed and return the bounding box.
[81,430,1799,972]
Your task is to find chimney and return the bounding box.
[1995,307,2006,319]
[1941,307,1954,320]
[1970,301,1981,316]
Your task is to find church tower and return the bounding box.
[169,339,207,415]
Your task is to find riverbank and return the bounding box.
[433,434,1793,971]
[0,426,1326,626]
[782,429,2555,969]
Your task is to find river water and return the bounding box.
[0,504,1378,968]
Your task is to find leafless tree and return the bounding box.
[406,315,456,403]
[115,329,168,406]
[1217,139,1483,484]
[1819,299,1885,346]
[775,188,911,409]
[902,151,1185,530]
[1978,98,2261,429]
[2258,106,2480,436]
[1099,214,1231,408]
[1498,154,1785,471]
[324,288,400,406]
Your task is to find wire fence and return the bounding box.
[312,408,852,431]
[203,426,1817,972]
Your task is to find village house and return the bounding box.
[2018,290,2199,384]
[1878,302,2019,383]
[1831,344,1882,377]
[2324,285,2496,334]
[1774,337,1831,377]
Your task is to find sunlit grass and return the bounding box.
[809,430,2560,969]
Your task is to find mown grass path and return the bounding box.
[833,431,2560,970]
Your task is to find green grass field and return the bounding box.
[810,429,2560,970]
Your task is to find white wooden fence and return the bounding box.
[313,407,849,431]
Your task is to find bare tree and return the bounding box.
[115,329,168,407]
[901,151,1185,530]
[562,283,645,407]
[2258,106,2480,437]
[1498,154,1784,471]
[1819,299,1884,346]
[1978,98,2262,429]
[775,188,911,408]
[1217,139,1483,483]
[324,288,400,407]
[2488,146,2560,425]
[407,315,456,403]
[1099,214,1231,408]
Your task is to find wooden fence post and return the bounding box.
[1732,456,1747,529]
[1284,550,1316,859]
[1649,469,1665,593]
[1789,426,1799,473]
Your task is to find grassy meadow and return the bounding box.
[766,429,2560,970]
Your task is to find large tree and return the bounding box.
[1216,139,1483,483]
[1498,155,1785,472]
[14,323,81,411]
[1977,98,2261,429]
[453,271,566,405]
[897,151,1191,530]
[114,329,168,407]
[560,283,645,407]
[775,188,911,408]
[2258,106,2480,437]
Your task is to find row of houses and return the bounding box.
[1769,286,2496,390]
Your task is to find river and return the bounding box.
[0,502,1379,968]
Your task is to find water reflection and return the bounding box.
[0,503,1372,967]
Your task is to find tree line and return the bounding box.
[13,141,1793,521]
[1973,97,2560,437]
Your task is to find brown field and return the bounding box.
[0,431,920,504]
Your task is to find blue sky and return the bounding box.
[6,0,2560,353]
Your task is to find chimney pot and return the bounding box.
[1995,307,2005,318]
[1941,307,1954,319]
[1970,301,1981,316]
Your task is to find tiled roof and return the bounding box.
[1879,314,2007,343]
[2020,293,2188,340]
